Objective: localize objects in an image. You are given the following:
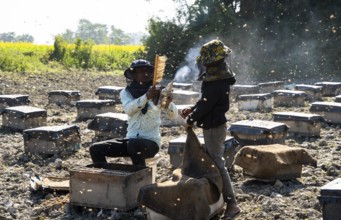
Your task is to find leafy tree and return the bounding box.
[61,29,75,43]
[49,35,68,62]
[0,32,34,42]
[108,26,131,45]
[75,19,109,44]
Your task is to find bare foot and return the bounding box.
[221,204,241,220]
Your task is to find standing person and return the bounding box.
[90,59,178,166]
[180,40,241,219]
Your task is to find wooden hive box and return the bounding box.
[258,81,284,93]
[336,95,341,103]
[87,112,128,140]
[272,90,307,107]
[273,112,323,137]
[172,90,200,105]
[23,125,81,155]
[228,120,288,146]
[310,102,341,124]
[76,99,116,120]
[295,84,323,102]
[231,85,260,99]
[0,94,30,112]
[70,163,153,210]
[48,90,81,106]
[314,82,341,97]
[161,104,190,127]
[95,86,124,104]
[318,178,341,220]
[173,82,193,91]
[237,93,272,112]
[234,144,317,180]
[168,135,239,169]
[1,106,47,131]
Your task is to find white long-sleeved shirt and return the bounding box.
[120,88,178,146]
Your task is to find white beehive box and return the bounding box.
[173,82,193,91]
[76,99,116,120]
[273,90,307,107]
[87,112,128,140]
[172,90,200,105]
[168,135,239,169]
[231,85,260,99]
[294,84,323,102]
[0,94,30,111]
[336,95,341,103]
[237,93,272,112]
[23,125,81,155]
[95,86,124,103]
[273,112,323,137]
[228,120,288,146]
[314,82,341,97]
[70,163,153,210]
[310,102,341,124]
[48,90,81,106]
[1,106,47,131]
[258,81,284,93]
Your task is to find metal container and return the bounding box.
[319,178,341,220]
[310,102,341,124]
[273,111,322,137]
[95,86,124,103]
[258,81,284,93]
[70,163,152,210]
[87,112,128,140]
[1,106,47,131]
[0,94,30,111]
[231,85,260,99]
[314,82,341,97]
[273,90,307,107]
[173,82,193,91]
[295,84,323,102]
[171,90,200,105]
[168,135,239,169]
[228,120,288,146]
[237,93,272,112]
[48,90,81,106]
[76,99,116,120]
[23,125,81,155]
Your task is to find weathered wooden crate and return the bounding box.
[23,125,81,155]
[336,95,341,103]
[273,90,307,107]
[273,111,322,137]
[172,90,200,105]
[258,81,284,93]
[87,112,128,140]
[0,94,30,111]
[161,104,190,127]
[173,82,193,91]
[237,93,272,112]
[76,99,116,120]
[1,106,47,131]
[70,163,153,210]
[318,178,341,220]
[314,82,341,97]
[310,102,341,124]
[95,86,124,103]
[168,135,239,169]
[48,90,81,106]
[231,85,260,99]
[228,120,288,146]
[234,144,316,180]
[294,84,323,102]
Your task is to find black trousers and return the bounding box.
[89,138,159,166]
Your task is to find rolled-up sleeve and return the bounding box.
[120,89,148,116]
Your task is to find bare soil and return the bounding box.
[0,72,340,220]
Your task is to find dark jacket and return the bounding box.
[187,77,235,129]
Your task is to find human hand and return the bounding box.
[146,85,161,100]
[180,107,193,119]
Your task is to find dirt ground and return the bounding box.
[0,71,340,220]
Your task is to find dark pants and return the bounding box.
[89,138,159,166]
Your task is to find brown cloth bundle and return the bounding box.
[138,128,223,220]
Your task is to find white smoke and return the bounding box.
[174,46,201,82]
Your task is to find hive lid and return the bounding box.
[273,90,306,97]
[76,99,115,107]
[233,84,259,88]
[295,84,323,91]
[23,125,80,140]
[87,113,128,131]
[71,163,149,176]
[228,120,288,135]
[48,90,80,97]
[0,94,30,106]
[95,86,124,95]
[2,106,46,118]
[273,111,323,122]
[320,178,341,197]
[310,102,341,113]
[238,93,272,101]
[315,82,341,86]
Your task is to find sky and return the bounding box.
[0,0,178,44]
